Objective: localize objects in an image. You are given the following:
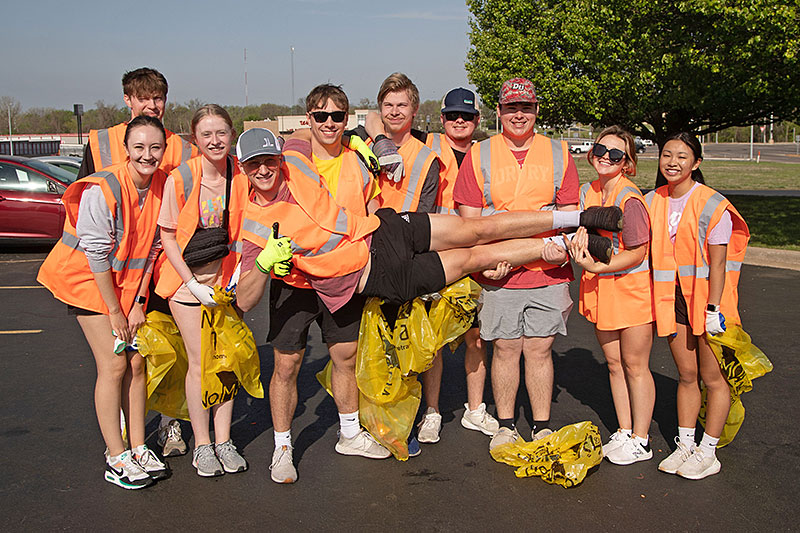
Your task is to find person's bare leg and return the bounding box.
[421,350,443,412]
[437,238,546,285]
[328,341,359,414]
[596,329,632,431]
[619,324,655,439]
[428,211,556,251]
[270,349,304,433]
[169,300,211,446]
[697,335,731,438]
[211,399,234,443]
[667,324,701,429]
[464,329,487,411]
[123,352,147,448]
[491,338,523,420]
[522,336,555,422]
[77,314,128,456]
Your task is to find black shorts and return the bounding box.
[675,283,690,326]
[67,304,100,316]
[267,279,364,351]
[361,208,446,305]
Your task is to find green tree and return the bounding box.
[466,0,800,146]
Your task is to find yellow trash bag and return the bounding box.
[350,278,481,460]
[137,310,190,421]
[200,287,264,409]
[490,421,603,488]
[698,325,772,447]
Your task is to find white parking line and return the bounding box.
[0,259,45,264]
[0,286,44,289]
[0,330,43,334]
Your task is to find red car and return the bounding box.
[0,155,78,243]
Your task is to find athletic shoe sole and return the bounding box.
[104,471,153,490]
[606,450,653,466]
[147,468,171,481]
[417,434,440,444]
[461,417,497,436]
[678,459,721,480]
[334,443,391,459]
[162,445,187,457]
[191,460,224,477]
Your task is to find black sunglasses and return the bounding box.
[443,111,477,122]
[310,111,347,123]
[592,143,626,163]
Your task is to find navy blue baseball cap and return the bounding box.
[441,88,479,115]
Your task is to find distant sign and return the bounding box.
[796,135,800,143]
[760,125,766,132]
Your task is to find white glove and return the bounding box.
[186,277,217,307]
[372,138,405,183]
[705,309,726,335]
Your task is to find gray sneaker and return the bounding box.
[489,427,520,451]
[270,445,298,484]
[335,429,391,459]
[158,419,187,457]
[215,440,248,474]
[531,427,554,441]
[461,403,500,436]
[417,407,442,444]
[192,444,224,477]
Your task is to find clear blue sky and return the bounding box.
[3,0,476,111]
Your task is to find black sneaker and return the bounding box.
[587,234,613,264]
[580,206,624,232]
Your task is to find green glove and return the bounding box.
[347,135,380,174]
[272,259,293,278]
[256,222,293,274]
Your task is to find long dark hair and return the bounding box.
[655,131,705,188]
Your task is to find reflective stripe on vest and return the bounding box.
[430,134,442,157]
[550,138,565,195]
[96,129,113,169]
[676,192,725,278]
[478,140,504,215]
[174,162,194,202]
[400,150,431,213]
[180,139,193,165]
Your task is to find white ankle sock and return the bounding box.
[551,211,581,229]
[131,444,147,457]
[698,433,719,457]
[543,234,572,250]
[339,411,360,439]
[633,434,649,447]
[274,430,292,448]
[620,428,633,437]
[678,426,696,447]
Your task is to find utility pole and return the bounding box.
[7,104,13,156]
[290,46,295,112]
[244,48,249,106]
[749,124,754,160]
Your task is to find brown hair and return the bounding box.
[190,104,234,136]
[124,115,166,146]
[589,125,638,176]
[306,84,349,113]
[377,72,419,110]
[122,67,168,98]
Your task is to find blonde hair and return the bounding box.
[377,72,420,110]
[190,104,234,136]
[590,125,637,176]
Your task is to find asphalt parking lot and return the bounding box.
[1,247,797,531]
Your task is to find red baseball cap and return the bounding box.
[498,78,538,105]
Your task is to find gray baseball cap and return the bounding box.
[236,128,283,162]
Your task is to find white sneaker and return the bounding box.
[602,430,630,456]
[531,428,554,441]
[157,419,187,457]
[132,444,170,480]
[658,437,695,474]
[461,403,500,436]
[677,449,721,480]
[104,450,153,490]
[417,407,442,444]
[335,429,391,459]
[606,438,653,465]
[270,445,297,484]
[489,427,520,451]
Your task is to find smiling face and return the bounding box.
[123,92,166,120]
[380,90,417,137]
[659,139,701,191]
[308,98,347,149]
[193,115,233,164]
[241,154,283,201]
[590,134,629,179]
[498,102,537,140]
[441,112,479,143]
[124,124,165,180]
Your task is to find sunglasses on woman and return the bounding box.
[592,143,627,163]
[310,111,347,123]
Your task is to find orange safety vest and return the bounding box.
[154,155,249,299]
[241,150,380,286]
[425,132,463,215]
[88,122,198,174]
[37,163,165,314]
[467,133,571,271]
[578,177,654,330]
[378,136,438,213]
[645,184,749,337]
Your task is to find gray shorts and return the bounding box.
[478,282,573,341]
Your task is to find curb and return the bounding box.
[744,246,800,272]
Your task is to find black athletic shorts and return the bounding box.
[67,304,100,316]
[267,279,364,351]
[675,283,690,326]
[361,208,446,305]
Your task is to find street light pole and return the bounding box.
[7,104,13,156]
[290,46,295,112]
